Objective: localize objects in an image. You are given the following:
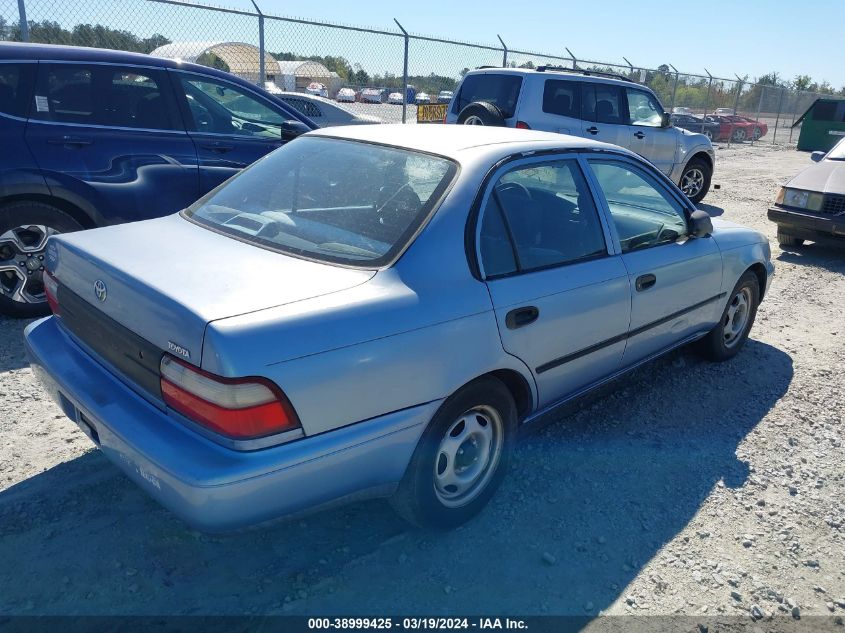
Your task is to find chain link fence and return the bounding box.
[0,0,836,141]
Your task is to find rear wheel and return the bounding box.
[390,376,517,529]
[731,127,747,142]
[751,127,763,141]
[0,202,83,318]
[456,101,506,127]
[679,157,712,203]
[777,229,804,248]
[694,271,759,361]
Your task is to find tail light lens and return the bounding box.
[160,354,301,440]
[516,121,531,129]
[44,270,60,315]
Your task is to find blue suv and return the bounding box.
[0,43,316,317]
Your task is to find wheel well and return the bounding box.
[0,194,96,229]
[689,151,713,171]
[747,263,768,301]
[487,369,533,420]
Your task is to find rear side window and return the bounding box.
[542,80,580,118]
[453,74,522,118]
[0,63,36,118]
[581,83,625,125]
[33,64,179,130]
[281,97,322,119]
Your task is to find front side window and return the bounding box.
[453,73,522,118]
[582,83,625,125]
[184,137,457,267]
[34,64,178,130]
[626,88,663,127]
[588,160,688,253]
[479,160,606,276]
[178,74,286,138]
[0,63,35,118]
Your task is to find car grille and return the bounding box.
[56,284,164,401]
[821,194,845,216]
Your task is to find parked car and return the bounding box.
[387,92,404,105]
[273,91,381,127]
[414,92,431,105]
[25,125,773,531]
[768,136,845,248]
[445,67,715,203]
[708,115,756,142]
[438,90,454,104]
[733,115,768,140]
[714,108,736,116]
[670,113,721,140]
[672,106,693,115]
[305,82,328,98]
[0,42,315,318]
[336,87,357,103]
[361,88,387,104]
[704,115,738,141]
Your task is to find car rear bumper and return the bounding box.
[24,316,436,532]
[768,207,845,247]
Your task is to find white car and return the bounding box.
[438,90,454,104]
[336,87,356,103]
[387,92,404,105]
[275,92,380,127]
[672,106,693,115]
[414,92,431,105]
[714,108,735,116]
[306,82,328,98]
[361,88,387,104]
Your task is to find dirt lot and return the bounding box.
[0,142,843,621]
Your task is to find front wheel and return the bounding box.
[693,271,760,361]
[679,158,712,203]
[0,202,84,318]
[751,127,763,141]
[390,376,517,529]
[731,127,747,142]
[777,229,804,248]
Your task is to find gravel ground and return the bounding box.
[0,142,843,621]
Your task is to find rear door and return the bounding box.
[171,70,292,193]
[522,78,582,135]
[580,82,627,147]
[25,62,199,224]
[477,155,631,408]
[624,86,677,175]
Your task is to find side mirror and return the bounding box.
[280,119,309,142]
[661,112,672,128]
[810,151,825,163]
[689,209,713,238]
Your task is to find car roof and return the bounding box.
[463,66,640,90]
[306,124,630,160]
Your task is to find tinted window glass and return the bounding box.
[484,160,606,273]
[34,64,177,130]
[627,88,663,126]
[589,160,688,252]
[178,74,286,138]
[479,197,517,277]
[453,74,522,118]
[0,63,35,118]
[185,137,457,267]
[582,83,624,124]
[542,80,580,117]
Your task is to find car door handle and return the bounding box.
[586,126,599,135]
[199,142,235,153]
[633,131,645,139]
[47,136,92,147]
[505,306,539,330]
[635,274,657,292]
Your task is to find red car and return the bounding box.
[733,116,768,140]
[707,115,758,142]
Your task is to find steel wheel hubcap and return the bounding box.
[723,287,752,348]
[463,115,485,125]
[433,405,503,507]
[0,225,58,305]
[681,168,705,197]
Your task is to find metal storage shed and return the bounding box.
[792,97,845,152]
[149,41,277,85]
[275,60,341,95]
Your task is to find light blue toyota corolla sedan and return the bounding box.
[25,125,773,531]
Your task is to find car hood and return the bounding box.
[787,159,845,194]
[48,213,375,367]
[709,217,766,249]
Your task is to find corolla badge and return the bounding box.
[93,279,107,302]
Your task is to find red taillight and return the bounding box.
[516,121,531,129]
[160,354,301,440]
[44,270,60,315]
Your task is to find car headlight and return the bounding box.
[776,187,823,211]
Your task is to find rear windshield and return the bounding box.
[453,73,522,118]
[184,137,457,267]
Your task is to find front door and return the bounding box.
[624,87,677,176]
[586,158,723,365]
[478,157,631,407]
[172,71,287,194]
[26,62,199,224]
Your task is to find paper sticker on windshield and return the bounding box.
[35,96,49,112]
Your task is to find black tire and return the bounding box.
[0,201,84,319]
[694,271,760,362]
[390,376,517,529]
[752,127,763,141]
[679,157,712,204]
[777,229,804,248]
[731,127,746,142]
[456,101,506,127]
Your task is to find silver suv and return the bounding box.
[445,67,715,202]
